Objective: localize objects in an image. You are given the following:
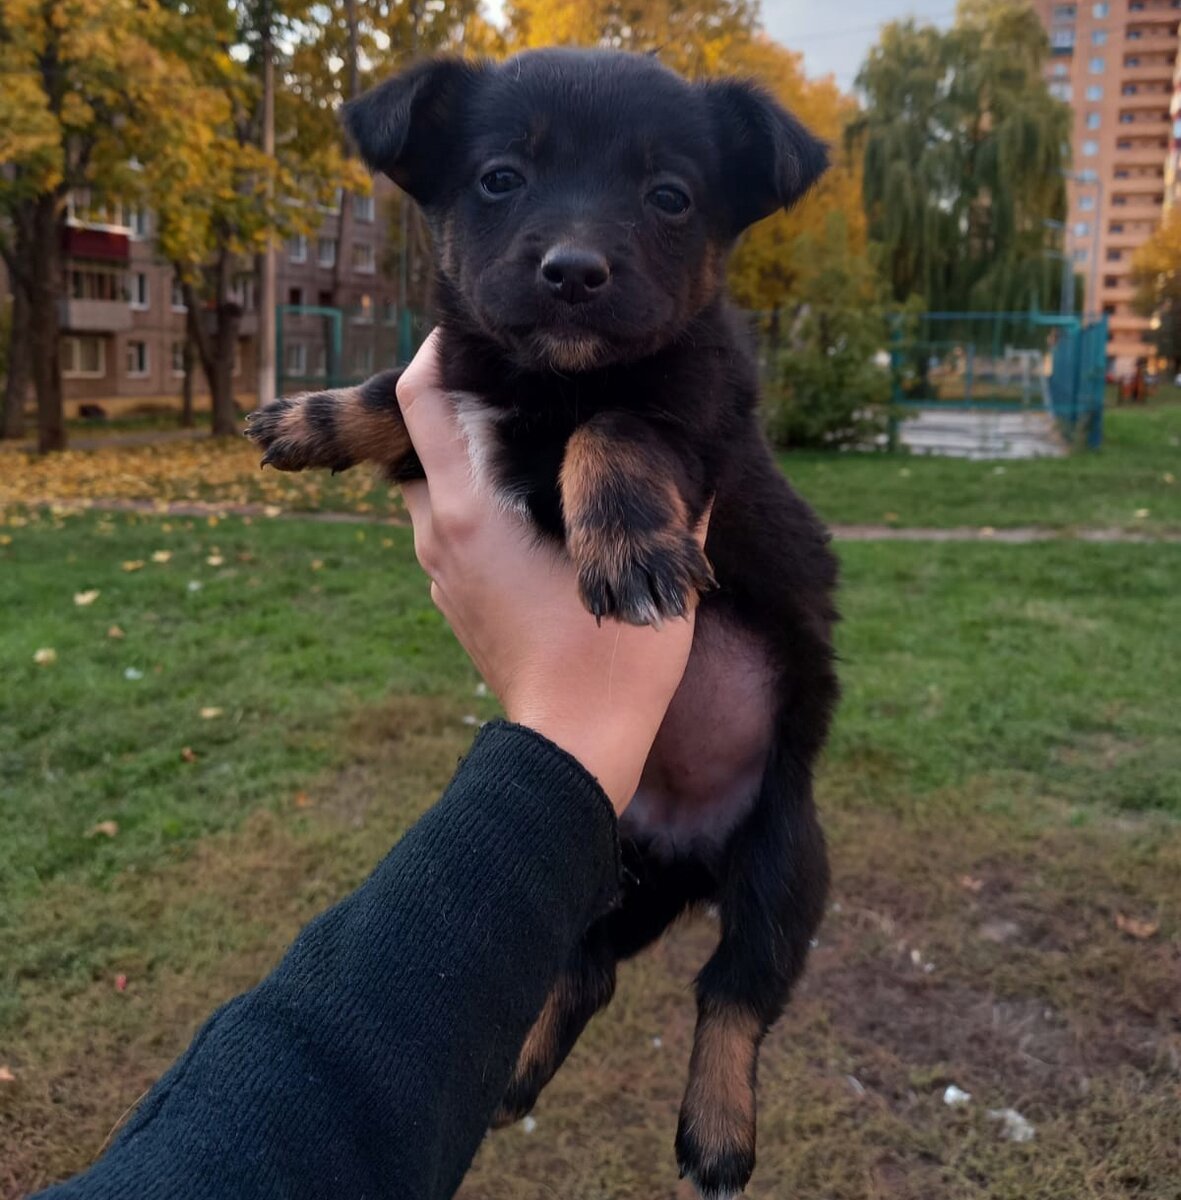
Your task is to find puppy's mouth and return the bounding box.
[528,329,609,371]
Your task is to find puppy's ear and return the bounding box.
[702,79,829,233]
[343,57,487,202]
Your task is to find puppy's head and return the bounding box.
[345,49,827,371]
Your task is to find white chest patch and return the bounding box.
[451,393,531,518]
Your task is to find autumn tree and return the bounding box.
[1131,205,1181,371]
[0,0,202,451]
[852,0,1070,314]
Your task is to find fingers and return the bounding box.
[396,330,468,489]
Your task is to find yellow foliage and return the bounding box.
[1130,206,1181,311]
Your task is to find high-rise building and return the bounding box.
[1033,0,1180,373]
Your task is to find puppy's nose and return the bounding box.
[539,246,611,305]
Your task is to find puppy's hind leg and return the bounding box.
[675,752,829,1200]
[245,369,414,476]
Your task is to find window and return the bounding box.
[1053,62,1069,76]
[171,278,187,311]
[288,234,308,263]
[1083,138,1099,155]
[1092,29,1107,44]
[1088,57,1105,73]
[352,242,375,273]
[68,265,125,301]
[230,275,256,311]
[1086,111,1101,129]
[1052,2,1076,16]
[62,335,106,379]
[383,299,397,325]
[1072,248,1089,264]
[1049,81,1073,101]
[1080,194,1096,210]
[1086,84,1103,100]
[318,237,336,268]
[1104,274,1120,286]
[1074,221,1092,237]
[353,293,373,323]
[289,286,304,307]
[1051,28,1076,48]
[1110,222,1125,233]
[353,193,375,222]
[1103,302,1116,315]
[130,272,149,310]
[1106,248,1123,261]
[286,341,307,376]
[125,340,149,377]
[127,207,150,239]
[1093,1,1109,15]
[318,289,333,307]
[1119,112,1135,123]
[1111,194,1127,205]
[1126,29,1143,40]
[352,344,374,375]
[171,340,186,376]
[1125,55,1140,66]
[312,345,328,378]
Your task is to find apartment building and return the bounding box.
[13,179,399,409]
[1035,0,1181,372]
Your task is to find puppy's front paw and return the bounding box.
[575,526,715,626]
[245,392,354,473]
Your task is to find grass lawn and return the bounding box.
[2,507,1178,1199]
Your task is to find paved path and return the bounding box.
[0,428,211,453]
[18,497,1181,543]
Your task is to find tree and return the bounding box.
[1131,205,1181,371]
[852,0,1070,314]
[0,0,201,451]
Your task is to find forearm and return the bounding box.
[38,723,621,1200]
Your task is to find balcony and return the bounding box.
[62,226,130,264]
[1113,146,1169,166]
[1105,229,1156,248]
[1119,62,1176,81]
[1125,5,1181,24]
[59,298,132,333]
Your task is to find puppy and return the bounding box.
[248,48,838,1199]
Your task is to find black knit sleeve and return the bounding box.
[37,721,622,1200]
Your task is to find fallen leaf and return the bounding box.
[114,974,128,992]
[151,550,172,563]
[33,647,57,666]
[293,791,313,809]
[310,558,324,571]
[86,820,119,839]
[107,625,125,640]
[199,706,224,720]
[121,560,145,572]
[205,554,225,567]
[1134,509,1150,520]
[180,746,198,763]
[959,874,985,893]
[0,1065,15,1083]
[207,515,220,528]
[74,589,101,606]
[0,534,12,547]
[263,505,282,518]
[883,511,899,522]
[1115,913,1159,940]
[1163,472,1176,485]
[979,526,996,538]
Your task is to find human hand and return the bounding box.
[397,331,703,814]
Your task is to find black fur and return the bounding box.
[258,48,837,1198]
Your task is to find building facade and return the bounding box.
[1035,0,1181,372]
[8,180,399,412]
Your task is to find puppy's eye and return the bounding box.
[480,168,525,197]
[647,186,691,216]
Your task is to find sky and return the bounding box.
[761,0,956,91]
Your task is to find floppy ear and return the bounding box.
[702,79,829,233]
[343,57,487,203]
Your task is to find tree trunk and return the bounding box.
[180,334,195,428]
[28,195,66,453]
[210,301,241,436]
[2,280,31,440]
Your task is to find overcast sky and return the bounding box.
[761,0,956,91]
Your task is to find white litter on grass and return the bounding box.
[651,1036,663,1049]
[943,1085,972,1107]
[522,1116,537,1134]
[461,714,479,726]
[846,1075,867,1097]
[988,1107,1035,1143]
[474,682,488,697]
[123,667,144,681]
[187,580,203,593]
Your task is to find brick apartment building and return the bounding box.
[3,178,400,413]
[1034,0,1181,371]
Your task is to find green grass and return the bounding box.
[3,512,1180,1199]
[780,400,1181,531]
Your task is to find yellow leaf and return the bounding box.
[206,554,225,567]
[74,589,101,606]
[310,559,324,571]
[0,1065,15,1083]
[151,550,173,563]
[33,647,57,665]
[121,560,145,572]
[199,706,224,719]
[0,535,11,546]
[85,820,119,839]
[1115,913,1159,940]
[1134,509,1150,519]
[107,625,126,640]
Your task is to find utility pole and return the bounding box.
[257,11,277,409]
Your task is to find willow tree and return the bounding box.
[852,0,1070,315]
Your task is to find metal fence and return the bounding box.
[890,311,1106,449]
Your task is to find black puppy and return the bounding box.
[248,48,838,1199]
